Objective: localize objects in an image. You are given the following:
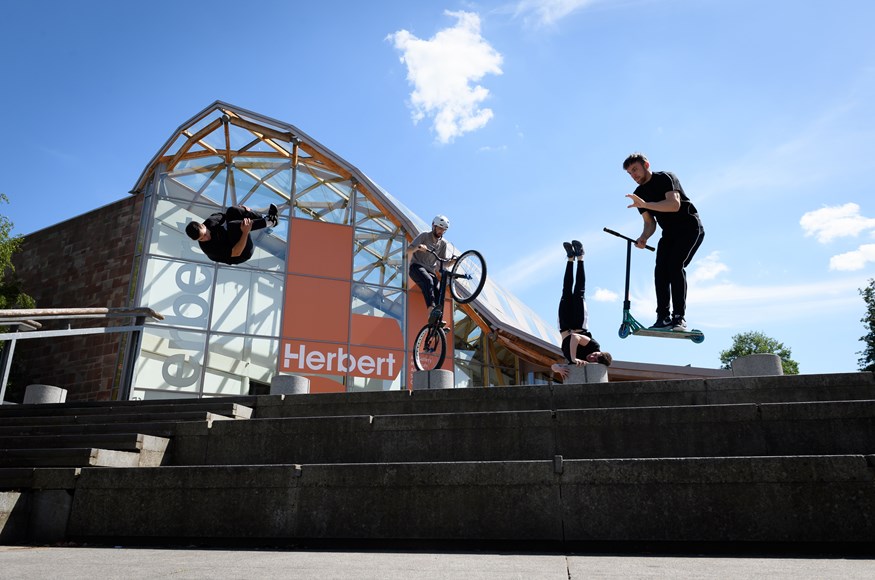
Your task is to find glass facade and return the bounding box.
[128,103,560,399]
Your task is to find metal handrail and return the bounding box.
[0,307,164,405]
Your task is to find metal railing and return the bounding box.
[0,307,164,404]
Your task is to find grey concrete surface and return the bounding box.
[254,372,875,418]
[566,363,608,384]
[1,546,874,580]
[270,374,310,395]
[732,353,784,377]
[62,456,875,543]
[411,369,454,390]
[169,399,875,466]
[23,384,67,405]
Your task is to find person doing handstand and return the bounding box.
[550,239,613,380]
[185,204,278,265]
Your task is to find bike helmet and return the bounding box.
[432,215,450,230]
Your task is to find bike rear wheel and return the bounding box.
[413,324,447,371]
[449,250,487,304]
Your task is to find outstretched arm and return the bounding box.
[551,363,569,379]
[626,190,681,213]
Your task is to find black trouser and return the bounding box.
[558,260,587,332]
[654,229,704,319]
[409,264,440,309]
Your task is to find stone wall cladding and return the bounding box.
[9,195,143,402]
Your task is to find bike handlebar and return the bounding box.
[603,227,656,252]
[420,246,459,262]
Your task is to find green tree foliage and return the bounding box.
[859,278,875,372]
[719,330,799,375]
[0,193,35,311]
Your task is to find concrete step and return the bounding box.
[255,372,875,418]
[0,402,253,420]
[0,395,258,414]
[170,399,875,465]
[0,466,79,490]
[0,448,141,469]
[0,411,236,428]
[63,455,875,544]
[0,419,207,439]
[0,434,169,467]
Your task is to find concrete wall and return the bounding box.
[9,196,142,402]
[65,456,875,543]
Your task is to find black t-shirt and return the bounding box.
[198,211,254,265]
[562,332,600,364]
[634,171,703,234]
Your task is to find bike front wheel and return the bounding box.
[412,325,447,371]
[449,250,487,304]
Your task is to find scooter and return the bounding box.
[604,227,705,344]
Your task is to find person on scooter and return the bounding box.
[407,215,452,324]
[550,240,613,380]
[623,152,704,332]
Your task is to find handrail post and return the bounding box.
[118,314,146,401]
[0,329,19,405]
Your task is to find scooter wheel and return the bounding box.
[618,324,631,339]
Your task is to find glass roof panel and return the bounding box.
[162,157,228,205]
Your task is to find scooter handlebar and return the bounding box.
[603,227,656,252]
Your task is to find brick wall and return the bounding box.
[8,195,143,402]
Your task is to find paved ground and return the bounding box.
[1,546,875,579]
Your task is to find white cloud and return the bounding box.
[387,11,503,144]
[829,244,875,271]
[593,287,618,302]
[512,0,598,27]
[686,276,867,329]
[800,203,875,243]
[688,251,729,284]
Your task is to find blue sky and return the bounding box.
[2,0,874,374]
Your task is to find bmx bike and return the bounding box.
[603,227,705,344]
[412,248,487,371]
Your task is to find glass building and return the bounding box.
[127,102,562,399]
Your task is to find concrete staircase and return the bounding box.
[0,397,253,543]
[2,372,875,549]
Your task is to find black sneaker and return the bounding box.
[563,242,575,258]
[649,316,672,330]
[670,316,687,332]
[266,204,279,227]
[571,240,584,257]
[428,307,443,325]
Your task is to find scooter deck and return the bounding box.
[633,327,705,341]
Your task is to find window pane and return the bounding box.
[211,268,283,337]
[353,230,404,288]
[203,334,279,396]
[133,327,206,395]
[149,199,224,263]
[454,358,482,389]
[293,162,352,224]
[351,284,404,323]
[141,257,213,331]
[160,158,228,205]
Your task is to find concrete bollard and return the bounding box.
[565,364,609,384]
[731,353,784,377]
[270,375,310,395]
[23,384,67,404]
[411,369,454,390]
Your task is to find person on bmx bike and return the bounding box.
[407,214,453,327]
